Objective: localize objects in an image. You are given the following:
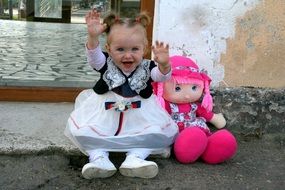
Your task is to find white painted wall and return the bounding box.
[153,0,260,86]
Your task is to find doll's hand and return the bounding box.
[152,41,170,74]
[85,9,107,39]
[210,113,226,129]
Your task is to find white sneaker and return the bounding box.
[82,156,117,179]
[119,155,158,178]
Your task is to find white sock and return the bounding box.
[126,148,152,160]
[86,149,108,162]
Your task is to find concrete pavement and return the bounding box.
[0,101,76,155]
[0,99,284,189]
[0,136,283,190]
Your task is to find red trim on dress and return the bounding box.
[115,112,124,136]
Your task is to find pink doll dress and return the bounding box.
[166,101,212,135]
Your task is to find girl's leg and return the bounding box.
[126,148,152,160]
[119,148,158,178]
[201,129,238,164]
[82,149,117,179]
[174,127,208,164]
[151,147,172,158]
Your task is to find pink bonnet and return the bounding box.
[170,56,211,82]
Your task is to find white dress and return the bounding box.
[64,58,178,155]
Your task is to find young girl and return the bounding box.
[154,55,237,164]
[64,10,178,179]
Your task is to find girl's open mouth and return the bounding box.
[122,61,133,65]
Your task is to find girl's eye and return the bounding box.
[117,48,124,52]
[175,86,181,92]
[191,85,198,91]
[132,47,139,51]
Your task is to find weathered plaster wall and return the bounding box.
[153,0,284,88]
[221,0,285,88]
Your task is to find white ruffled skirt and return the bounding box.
[64,89,178,155]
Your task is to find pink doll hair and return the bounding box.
[154,55,213,112]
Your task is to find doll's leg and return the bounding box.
[82,149,117,179]
[119,148,158,178]
[174,127,208,164]
[201,129,237,164]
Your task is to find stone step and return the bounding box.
[1,87,284,156]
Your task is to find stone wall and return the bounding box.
[212,87,285,138]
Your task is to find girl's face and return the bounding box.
[163,80,204,104]
[106,25,146,74]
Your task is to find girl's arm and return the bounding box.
[152,41,171,75]
[85,9,107,50]
[85,9,107,70]
[86,45,106,70]
[151,66,172,82]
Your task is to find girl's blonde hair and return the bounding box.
[103,12,151,47]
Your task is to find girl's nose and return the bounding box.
[124,52,132,58]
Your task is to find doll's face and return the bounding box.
[163,80,204,104]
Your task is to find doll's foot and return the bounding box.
[202,129,237,164]
[82,155,117,179]
[119,155,158,178]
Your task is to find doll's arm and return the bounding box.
[209,113,226,129]
[196,104,226,129]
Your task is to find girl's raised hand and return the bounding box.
[152,41,170,74]
[85,9,107,39]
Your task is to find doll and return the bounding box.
[154,55,237,164]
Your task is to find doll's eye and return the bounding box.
[175,86,181,92]
[191,85,198,91]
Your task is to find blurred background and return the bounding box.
[0,0,141,23]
